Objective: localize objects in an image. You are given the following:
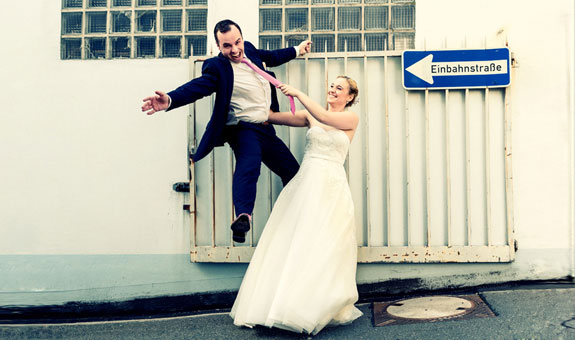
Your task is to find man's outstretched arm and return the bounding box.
[141,59,220,115]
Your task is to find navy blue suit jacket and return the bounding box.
[166,41,297,163]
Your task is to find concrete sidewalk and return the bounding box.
[1,284,574,340]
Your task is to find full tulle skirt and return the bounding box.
[230,154,362,335]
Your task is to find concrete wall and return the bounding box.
[0,0,573,307]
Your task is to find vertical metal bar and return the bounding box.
[504,85,516,258]
[425,89,431,246]
[344,40,348,75]
[210,96,216,248]
[130,9,136,59]
[566,30,575,274]
[405,90,411,247]
[343,44,350,180]
[485,87,492,246]
[324,45,329,107]
[387,3,393,50]
[155,10,160,58]
[81,15,86,60]
[445,89,452,246]
[249,215,254,248]
[105,2,111,59]
[268,39,274,230]
[384,55,391,246]
[302,55,309,147]
[305,53,310,105]
[190,59,198,254]
[465,88,472,245]
[442,38,452,247]
[363,54,371,247]
[180,11,185,59]
[230,151,235,246]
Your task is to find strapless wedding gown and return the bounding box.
[230,126,362,335]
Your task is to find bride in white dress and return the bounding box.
[230,76,362,335]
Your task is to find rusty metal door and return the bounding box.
[186,49,515,263]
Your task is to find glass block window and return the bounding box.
[111,37,131,57]
[161,36,181,57]
[187,9,207,31]
[391,5,414,29]
[89,0,108,7]
[112,11,132,33]
[161,10,182,32]
[86,38,107,59]
[86,12,108,33]
[286,8,308,32]
[61,0,208,59]
[62,13,82,34]
[261,9,282,32]
[163,0,182,5]
[286,34,307,47]
[259,36,282,50]
[259,0,415,51]
[338,7,361,31]
[61,39,82,59]
[392,32,414,50]
[137,11,157,32]
[365,33,387,51]
[338,33,361,52]
[311,34,334,52]
[113,0,132,6]
[63,0,83,8]
[136,37,156,57]
[311,8,334,31]
[365,6,388,30]
[186,35,207,56]
[138,0,156,6]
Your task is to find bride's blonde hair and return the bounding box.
[337,75,359,108]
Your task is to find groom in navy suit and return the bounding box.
[142,19,311,243]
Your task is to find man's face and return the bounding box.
[217,25,244,63]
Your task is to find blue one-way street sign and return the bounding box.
[402,48,511,90]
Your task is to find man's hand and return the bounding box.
[297,40,312,56]
[142,90,170,115]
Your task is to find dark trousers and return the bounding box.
[226,122,299,217]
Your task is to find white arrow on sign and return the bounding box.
[406,54,509,85]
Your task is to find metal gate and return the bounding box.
[186,49,515,263]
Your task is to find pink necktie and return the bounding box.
[241,58,296,115]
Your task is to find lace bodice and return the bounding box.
[303,126,350,165]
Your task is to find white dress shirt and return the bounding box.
[227,58,271,125]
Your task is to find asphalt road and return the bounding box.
[1,286,574,340]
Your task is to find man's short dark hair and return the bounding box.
[214,19,242,45]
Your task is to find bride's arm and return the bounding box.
[278,84,358,130]
[267,109,309,127]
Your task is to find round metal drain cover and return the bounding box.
[386,296,475,319]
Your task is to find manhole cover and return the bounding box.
[373,294,495,327]
[386,296,473,319]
